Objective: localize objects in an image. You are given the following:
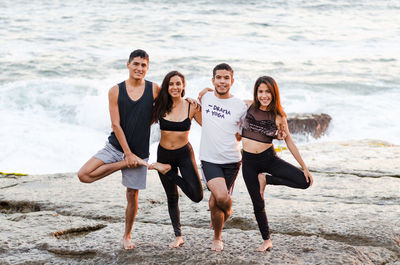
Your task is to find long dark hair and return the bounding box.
[152,71,185,123]
[253,76,286,117]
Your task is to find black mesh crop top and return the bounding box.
[159,103,191,132]
[241,105,278,144]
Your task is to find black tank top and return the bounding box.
[108,80,153,158]
[242,105,278,144]
[159,102,191,131]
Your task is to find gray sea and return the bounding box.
[0,0,399,173]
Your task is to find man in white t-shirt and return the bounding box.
[199,63,247,251]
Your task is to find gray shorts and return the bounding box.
[94,142,148,190]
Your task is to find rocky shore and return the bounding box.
[1,140,399,264]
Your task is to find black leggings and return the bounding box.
[157,143,203,237]
[242,147,310,240]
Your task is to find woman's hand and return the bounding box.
[303,168,313,186]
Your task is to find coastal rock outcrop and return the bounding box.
[1,141,399,264]
[287,113,332,138]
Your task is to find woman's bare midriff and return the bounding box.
[159,131,189,150]
[242,137,273,154]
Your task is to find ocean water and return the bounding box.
[1,0,399,174]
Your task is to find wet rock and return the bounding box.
[224,216,258,231]
[53,224,106,239]
[46,247,98,258]
[287,113,331,138]
[0,200,40,214]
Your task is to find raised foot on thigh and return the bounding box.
[258,173,267,198]
[211,239,223,252]
[256,239,273,252]
[123,236,136,250]
[149,162,171,175]
[169,236,184,248]
[136,157,149,167]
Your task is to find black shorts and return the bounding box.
[200,160,241,191]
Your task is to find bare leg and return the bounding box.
[148,162,171,175]
[169,236,184,248]
[209,194,224,251]
[258,173,267,199]
[207,178,233,252]
[123,188,139,250]
[77,157,127,183]
[256,239,273,252]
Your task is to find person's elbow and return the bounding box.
[111,122,121,132]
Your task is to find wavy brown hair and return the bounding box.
[253,76,286,117]
[152,71,185,123]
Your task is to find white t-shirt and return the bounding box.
[199,91,248,164]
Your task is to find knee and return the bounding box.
[215,194,230,207]
[77,171,92,183]
[301,180,311,189]
[191,192,203,203]
[126,188,138,201]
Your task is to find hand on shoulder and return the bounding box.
[185,97,200,111]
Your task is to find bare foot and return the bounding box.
[211,239,223,252]
[256,239,273,252]
[123,236,135,250]
[258,173,267,199]
[149,162,171,175]
[137,157,149,167]
[169,236,184,248]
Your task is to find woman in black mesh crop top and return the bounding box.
[240,76,313,252]
[148,71,203,248]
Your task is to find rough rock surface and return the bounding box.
[0,140,399,264]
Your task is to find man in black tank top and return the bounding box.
[77,50,161,250]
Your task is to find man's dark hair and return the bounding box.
[128,49,149,63]
[212,63,233,77]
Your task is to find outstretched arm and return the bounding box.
[278,116,313,186]
[197,87,213,103]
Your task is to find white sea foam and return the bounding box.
[1,0,399,173]
[1,75,399,174]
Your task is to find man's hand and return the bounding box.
[235,132,242,141]
[125,153,139,168]
[185,97,200,110]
